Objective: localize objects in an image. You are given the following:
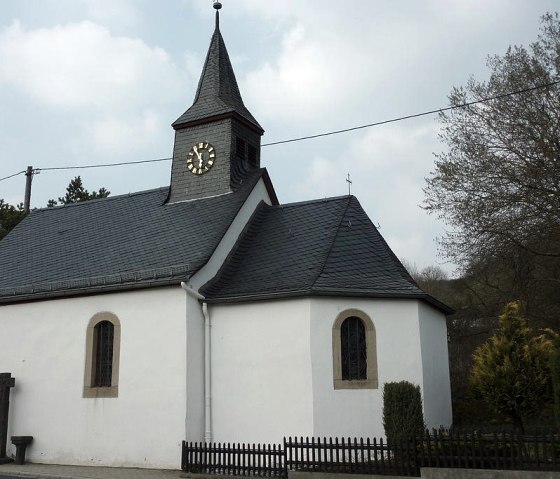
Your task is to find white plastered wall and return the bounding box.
[185,292,205,441]
[310,297,425,439]
[418,301,452,429]
[184,177,273,442]
[192,294,451,444]
[0,287,186,468]
[209,299,314,444]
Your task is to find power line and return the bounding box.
[0,170,26,183]
[0,78,558,181]
[37,156,172,172]
[261,79,560,147]
[0,158,172,183]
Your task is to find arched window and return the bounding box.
[332,309,378,390]
[341,316,367,380]
[94,321,114,387]
[83,312,121,398]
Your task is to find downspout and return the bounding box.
[181,282,212,443]
[202,302,212,442]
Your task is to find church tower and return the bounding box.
[168,2,264,203]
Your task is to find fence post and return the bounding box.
[328,437,334,473]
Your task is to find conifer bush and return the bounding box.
[470,301,553,432]
[545,329,560,431]
[382,380,425,441]
[550,348,560,430]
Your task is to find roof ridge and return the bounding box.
[276,195,351,209]
[343,197,420,288]
[32,186,169,213]
[351,198,419,287]
[309,195,353,291]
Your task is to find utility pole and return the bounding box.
[23,166,34,213]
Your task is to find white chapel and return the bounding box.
[0,4,452,469]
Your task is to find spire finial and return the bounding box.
[214,1,222,29]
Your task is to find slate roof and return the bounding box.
[202,196,452,313]
[172,11,262,132]
[0,170,267,304]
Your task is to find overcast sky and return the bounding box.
[1,0,557,274]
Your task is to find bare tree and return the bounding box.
[424,13,560,267]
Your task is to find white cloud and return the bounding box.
[0,20,182,112]
[89,110,164,155]
[82,0,140,28]
[291,121,450,271]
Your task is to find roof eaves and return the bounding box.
[203,288,311,304]
[203,288,454,314]
[172,110,263,134]
[0,264,192,304]
[0,276,189,305]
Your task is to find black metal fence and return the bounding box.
[181,430,560,477]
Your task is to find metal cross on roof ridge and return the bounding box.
[346,173,353,196]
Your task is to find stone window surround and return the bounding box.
[332,308,378,390]
[83,312,121,398]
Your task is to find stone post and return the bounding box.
[0,373,15,464]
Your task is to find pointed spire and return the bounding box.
[214,1,221,30]
[172,2,263,133]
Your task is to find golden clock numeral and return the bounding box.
[209,153,215,159]
[198,142,204,148]
[204,166,209,171]
[188,164,193,170]
[187,158,192,164]
[208,160,214,166]
[204,142,209,148]
[198,168,203,175]
[208,147,214,153]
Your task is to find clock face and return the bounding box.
[186,142,216,175]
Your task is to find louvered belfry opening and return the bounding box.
[94,321,114,387]
[341,316,367,380]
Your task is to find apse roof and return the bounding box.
[202,196,452,313]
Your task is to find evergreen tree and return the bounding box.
[0,200,27,240]
[48,176,110,206]
[470,301,553,431]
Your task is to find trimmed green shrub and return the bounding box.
[383,380,425,441]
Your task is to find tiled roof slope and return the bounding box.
[202,196,452,313]
[172,17,262,132]
[0,171,265,304]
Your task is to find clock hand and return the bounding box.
[193,146,203,162]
